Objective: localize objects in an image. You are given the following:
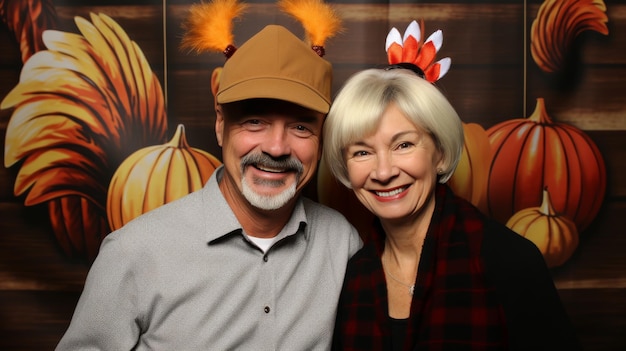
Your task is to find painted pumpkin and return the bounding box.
[448,122,491,213]
[486,98,606,232]
[107,124,221,230]
[506,188,579,268]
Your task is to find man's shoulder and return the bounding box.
[105,189,209,245]
[301,197,362,249]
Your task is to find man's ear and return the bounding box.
[215,104,224,147]
[212,67,224,147]
[211,67,222,109]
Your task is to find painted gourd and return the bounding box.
[107,124,221,230]
[486,98,606,232]
[506,187,579,268]
[448,122,491,213]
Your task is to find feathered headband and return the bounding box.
[180,0,342,58]
[385,20,451,83]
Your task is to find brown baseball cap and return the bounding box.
[216,25,332,114]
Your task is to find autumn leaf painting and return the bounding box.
[2,13,168,260]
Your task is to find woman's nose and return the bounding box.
[371,153,398,182]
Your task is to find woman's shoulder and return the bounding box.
[481,218,545,266]
[345,242,380,274]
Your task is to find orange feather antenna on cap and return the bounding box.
[180,0,248,57]
[278,0,342,56]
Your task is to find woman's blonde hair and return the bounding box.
[322,68,464,188]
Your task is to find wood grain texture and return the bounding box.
[0,1,624,350]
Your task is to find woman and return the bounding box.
[323,67,580,350]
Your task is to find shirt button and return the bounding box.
[263,255,268,262]
[264,306,270,313]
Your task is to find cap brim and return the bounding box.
[217,77,330,114]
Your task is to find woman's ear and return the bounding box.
[435,149,447,175]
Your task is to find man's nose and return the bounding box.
[262,125,291,157]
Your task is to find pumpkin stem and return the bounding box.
[168,124,190,148]
[539,186,556,216]
[528,98,552,124]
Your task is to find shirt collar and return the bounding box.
[203,166,309,244]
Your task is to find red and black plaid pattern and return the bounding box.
[332,184,508,350]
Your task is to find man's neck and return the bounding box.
[219,176,296,238]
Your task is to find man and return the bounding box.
[56,24,362,350]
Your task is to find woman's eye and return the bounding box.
[397,142,413,150]
[352,150,369,157]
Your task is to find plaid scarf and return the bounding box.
[333,184,508,350]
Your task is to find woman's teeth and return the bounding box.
[375,187,406,197]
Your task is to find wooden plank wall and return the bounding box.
[1,0,624,349]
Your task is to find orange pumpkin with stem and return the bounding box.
[486,98,606,232]
[107,124,221,230]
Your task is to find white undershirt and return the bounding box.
[246,234,281,253]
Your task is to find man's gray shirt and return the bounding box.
[56,166,362,350]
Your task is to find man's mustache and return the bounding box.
[240,153,304,175]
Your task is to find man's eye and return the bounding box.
[242,119,264,130]
[293,124,314,136]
